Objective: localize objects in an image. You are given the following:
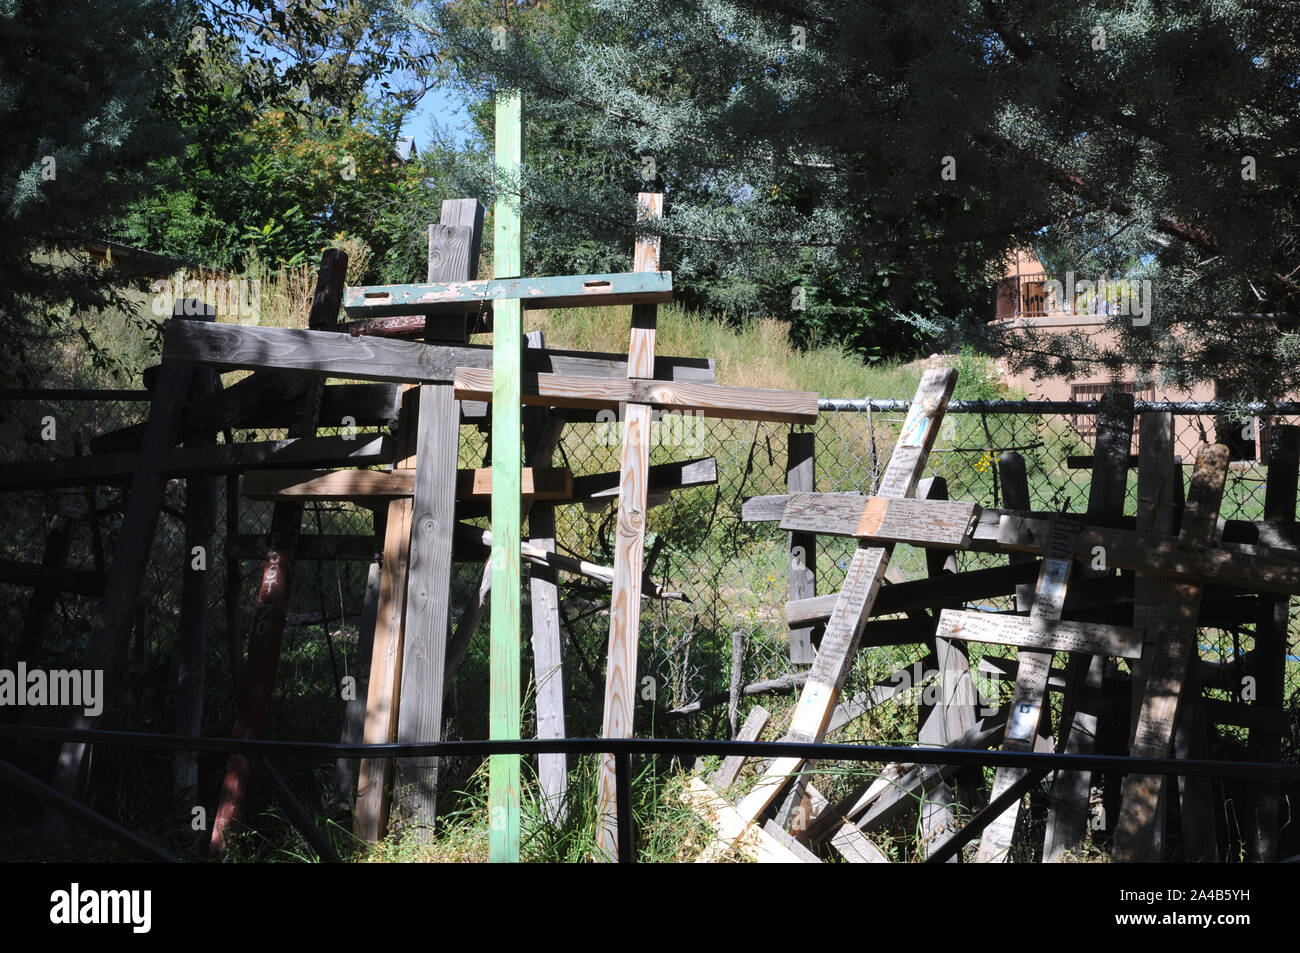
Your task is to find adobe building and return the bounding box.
[991,249,1264,463]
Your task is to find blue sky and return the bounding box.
[400,84,473,149]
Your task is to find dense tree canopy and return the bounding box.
[410,0,1300,399]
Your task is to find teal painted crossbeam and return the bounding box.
[344,271,673,318]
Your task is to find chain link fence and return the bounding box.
[1,392,1296,823]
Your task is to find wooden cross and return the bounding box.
[697,368,958,860]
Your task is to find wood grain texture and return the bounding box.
[698,369,957,860]
[393,385,459,832]
[804,784,890,863]
[344,270,672,317]
[164,320,715,386]
[978,510,1300,594]
[740,491,864,523]
[453,367,818,423]
[354,387,419,843]
[916,477,977,860]
[936,610,1143,658]
[1113,444,1229,863]
[778,493,980,547]
[597,192,662,859]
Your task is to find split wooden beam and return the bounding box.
[41,301,213,840]
[696,368,957,860]
[1113,444,1230,862]
[597,191,664,859]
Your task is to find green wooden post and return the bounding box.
[489,87,523,863]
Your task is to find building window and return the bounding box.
[1070,381,1153,440]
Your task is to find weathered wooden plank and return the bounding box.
[917,477,978,860]
[786,433,818,665]
[210,251,347,853]
[241,466,572,502]
[779,493,981,547]
[528,483,567,826]
[711,704,771,790]
[741,491,864,523]
[570,457,717,503]
[975,509,1300,595]
[975,517,1082,863]
[804,784,891,863]
[354,384,423,844]
[597,192,663,860]
[344,270,672,317]
[786,561,1039,629]
[1113,444,1229,863]
[1045,390,1133,862]
[698,369,957,860]
[392,384,459,834]
[454,367,818,424]
[42,302,211,839]
[760,820,824,863]
[1248,424,1298,862]
[488,89,524,865]
[163,320,715,386]
[442,365,568,697]
[936,610,1143,658]
[683,778,806,863]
